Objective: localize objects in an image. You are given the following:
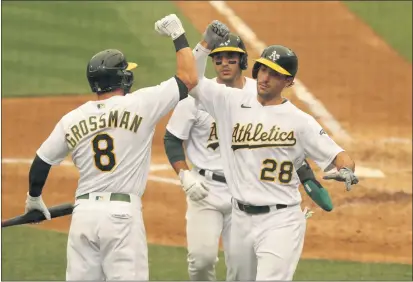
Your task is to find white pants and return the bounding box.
[228,201,307,281]
[186,172,233,281]
[66,192,148,281]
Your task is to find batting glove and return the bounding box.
[323,167,359,191]
[179,170,209,201]
[154,14,185,40]
[25,192,51,220]
[203,20,230,49]
[303,207,314,219]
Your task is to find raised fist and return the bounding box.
[203,20,230,49]
[155,14,185,40]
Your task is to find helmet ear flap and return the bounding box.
[252,62,261,79]
[120,70,134,95]
[93,81,101,93]
[240,53,248,70]
[237,35,248,70]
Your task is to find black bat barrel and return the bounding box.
[1,203,74,228]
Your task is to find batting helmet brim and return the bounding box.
[126,62,138,71]
[210,46,246,55]
[255,58,292,76]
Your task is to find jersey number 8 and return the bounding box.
[260,159,293,184]
[92,133,116,172]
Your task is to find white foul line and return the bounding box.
[1,158,172,172]
[208,1,352,143]
[147,175,180,186]
[2,157,385,179]
[2,158,74,166]
[2,157,181,185]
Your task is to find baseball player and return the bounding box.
[189,25,359,281]
[164,33,254,281]
[164,31,333,280]
[22,14,223,281]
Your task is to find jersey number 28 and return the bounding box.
[260,159,293,184]
[92,133,116,172]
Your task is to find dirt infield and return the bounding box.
[2,2,412,265]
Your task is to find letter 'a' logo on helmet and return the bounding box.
[220,38,231,46]
[268,50,280,62]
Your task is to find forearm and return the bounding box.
[171,160,190,175]
[199,40,209,49]
[333,151,355,171]
[164,130,190,175]
[29,154,52,197]
[175,35,198,92]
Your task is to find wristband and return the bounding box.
[174,34,189,52]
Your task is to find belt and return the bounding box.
[236,200,287,215]
[76,193,131,203]
[199,169,227,184]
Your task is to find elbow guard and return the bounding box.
[164,130,186,164]
[29,154,52,197]
[174,75,189,101]
[297,160,333,211]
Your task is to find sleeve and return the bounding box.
[166,97,197,140]
[300,117,345,172]
[193,43,210,80]
[36,119,70,166]
[129,77,180,126]
[189,77,230,121]
[188,42,233,120]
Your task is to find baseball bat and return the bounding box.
[1,203,75,228]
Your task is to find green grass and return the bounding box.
[2,226,412,280]
[344,1,412,62]
[1,1,215,97]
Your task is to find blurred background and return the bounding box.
[1,1,412,280]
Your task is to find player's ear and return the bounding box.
[286,77,294,88]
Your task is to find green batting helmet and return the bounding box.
[87,49,138,95]
[209,33,248,70]
[252,45,298,78]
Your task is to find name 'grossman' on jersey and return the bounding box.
[231,123,296,150]
[66,110,143,149]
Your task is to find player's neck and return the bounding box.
[96,89,124,100]
[217,75,245,89]
[257,93,284,106]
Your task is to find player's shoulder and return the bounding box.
[244,77,257,92]
[285,101,310,117]
[129,77,177,96]
[56,101,92,127]
[208,77,241,93]
[124,77,179,107]
[203,77,251,101]
[125,86,151,100]
[284,101,319,127]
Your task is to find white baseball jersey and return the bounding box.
[166,77,256,175]
[190,78,344,206]
[37,77,181,198]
